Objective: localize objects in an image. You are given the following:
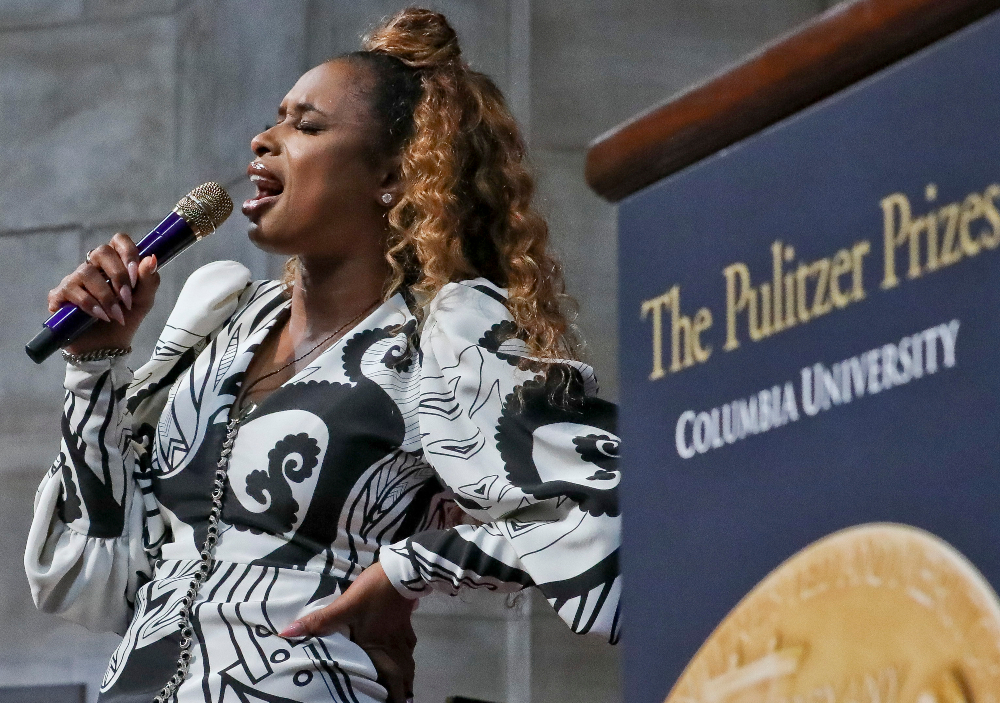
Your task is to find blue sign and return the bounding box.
[618,10,1000,702]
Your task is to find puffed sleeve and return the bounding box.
[24,260,252,634]
[379,280,621,643]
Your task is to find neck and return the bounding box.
[288,253,390,344]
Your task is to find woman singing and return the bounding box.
[25,8,621,703]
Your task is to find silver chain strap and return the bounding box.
[153,405,252,702]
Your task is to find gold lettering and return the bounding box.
[940,200,962,266]
[771,241,784,333]
[757,283,773,339]
[718,239,869,354]
[692,308,713,363]
[668,285,692,372]
[783,268,796,329]
[828,249,852,308]
[851,240,870,302]
[640,291,671,380]
[723,263,751,351]
[935,204,959,269]
[643,286,713,377]
[810,257,832,317]
[881,193,915,289]
[795,262,811,323]
[959,193,983,258]
[981,184,1000,249]
[909,214,938,272]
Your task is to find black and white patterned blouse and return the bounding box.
[25,260,621,702]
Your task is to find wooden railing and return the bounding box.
[585,0,1000,202]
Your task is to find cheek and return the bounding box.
[287,144,377,212]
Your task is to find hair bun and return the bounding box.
[364,8,462,69]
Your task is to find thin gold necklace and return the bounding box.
[234,297,381,419]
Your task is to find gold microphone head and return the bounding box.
[172,182,233,239]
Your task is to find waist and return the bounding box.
[118,559,385,702]
[151,558,348,610]
[157,523,376,578]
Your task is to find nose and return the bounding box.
[251,124,277,157]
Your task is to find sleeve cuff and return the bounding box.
[64,354,133,391]
[378,542,427,600]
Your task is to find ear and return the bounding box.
[376,154,404,207]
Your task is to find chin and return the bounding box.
[246,219,294,256]
[246,221,272,251]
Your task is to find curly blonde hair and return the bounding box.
[286,8,577,360]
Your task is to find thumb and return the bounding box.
[280,598,352,639]
[132,254,160,312]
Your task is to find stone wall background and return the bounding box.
[0,1,838,701]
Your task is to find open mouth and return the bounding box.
[242,163,284,220]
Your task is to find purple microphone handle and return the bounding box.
[25,211,197,364]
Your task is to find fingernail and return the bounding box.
[91,306,111,323]
[279,621,306,638]
[119,285,132,310]
[127,261,138,287]
[110,303,125,325]
[150,255,158,274]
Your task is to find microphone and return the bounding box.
[25,182,234,364]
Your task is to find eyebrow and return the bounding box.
[297,102,329,117]
[278,102,331,118]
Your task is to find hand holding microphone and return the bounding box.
[26,182,233,363]
[48,234,161,356]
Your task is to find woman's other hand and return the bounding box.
[280,562,418,703]
[48,232,161,355]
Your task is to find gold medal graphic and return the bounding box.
[665,524,1000,703]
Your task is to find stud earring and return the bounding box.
[381,193,393,205]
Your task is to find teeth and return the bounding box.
[251,174,282,199]
[250,174,281,184]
